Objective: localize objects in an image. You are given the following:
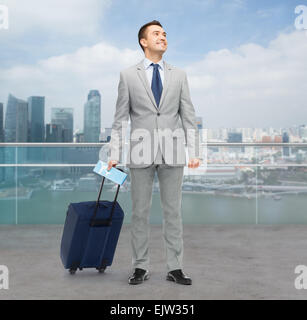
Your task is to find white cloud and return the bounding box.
[0,42,143,130]
[185,30,307,128]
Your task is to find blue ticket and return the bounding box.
[93,160,127,185]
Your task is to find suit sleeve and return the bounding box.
[179,71,203,161]
[107,71,130,162]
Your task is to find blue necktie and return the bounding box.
[151,63,163,108]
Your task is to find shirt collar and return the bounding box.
[144,57,164,70]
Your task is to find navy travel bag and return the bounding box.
[60,170,125,274]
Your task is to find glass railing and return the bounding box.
[0,142,306,225]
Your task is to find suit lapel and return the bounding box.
[159,61,172,109]
[136,60,172,111]
[136,61,158,110]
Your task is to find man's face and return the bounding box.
[140,25,168,54]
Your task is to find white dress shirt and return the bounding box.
[143,57,164,87]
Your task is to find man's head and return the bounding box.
[138,20,168,55]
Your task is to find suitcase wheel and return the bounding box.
[69,268,77,275]
[97,267,106,273]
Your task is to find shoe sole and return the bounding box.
[166,274,192,285]
[128,273,150,285]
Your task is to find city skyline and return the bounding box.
[0,91,101,143]
[0,91,307,144]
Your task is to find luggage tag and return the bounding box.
[93,160,127,185]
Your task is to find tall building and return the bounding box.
[4,94,28,142]
[51,108,73,142]
[282,131,290,157]
[4,94,28,180]
[228,132,242,143]
[299,125,307,141]
[27,96,45,163]
[46,123,63,142]
[28,96,45,142]
[100,127,112,142]
[228,132,244,153]
[45,123,64,163]
[84,90,101,142]
[75,132,84,143]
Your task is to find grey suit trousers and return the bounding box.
[129,145,185,272]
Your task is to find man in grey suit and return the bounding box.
[106,20,203,285]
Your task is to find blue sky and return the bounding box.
[99,0,297,65]
[0,0,306,130]
[0,0,298,68]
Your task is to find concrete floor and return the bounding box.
[1,224,307,300]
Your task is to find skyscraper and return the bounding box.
[84,90,101,142]
[4,94,28,142]
[51,108,74,142]
[28,96,45,142]
[45,123,64,162]
[4,94,28,180]
[27,96,45,163]
[46,123,63,142]
[282,131,290,157]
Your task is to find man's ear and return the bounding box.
[140,38,147,49]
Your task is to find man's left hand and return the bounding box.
[188,158,201,169]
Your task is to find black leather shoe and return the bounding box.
[128,268,150,285]
[166,269,192,285]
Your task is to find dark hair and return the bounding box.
[138,20,163,52]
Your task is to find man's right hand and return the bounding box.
[107,160,118,171]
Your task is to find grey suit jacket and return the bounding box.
[106,59,203,169]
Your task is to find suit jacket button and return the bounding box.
[157,113,160,116]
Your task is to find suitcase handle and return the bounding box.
[90,168,124,227]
